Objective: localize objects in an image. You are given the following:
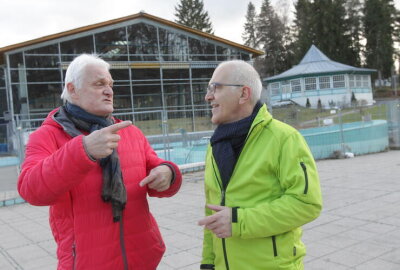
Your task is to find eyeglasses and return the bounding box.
[206,82,244,95]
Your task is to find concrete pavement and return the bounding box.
[1,150,400,269]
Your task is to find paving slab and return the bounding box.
[0,150,399,269]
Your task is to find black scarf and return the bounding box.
[54,102,126,222]
[210,102,262,189]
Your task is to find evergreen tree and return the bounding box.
[345,0,363,66]
[242,2,258,48]
[351,92,357,106]
[317,98,322,111]
[256,0,286,76]
[292,0,356,65]
[306,98,311,108]
[292,0,313,63]
[364,0,396,79]
[174,0,214,34]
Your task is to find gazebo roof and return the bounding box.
[265,45,375,82]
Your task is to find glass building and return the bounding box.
[0,12,262,142]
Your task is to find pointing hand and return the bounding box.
[139,165,173,192]
[83,121,132,160]
[198,204,232,238]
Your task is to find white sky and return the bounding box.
[0,0,399,48]
[0,0,283,48]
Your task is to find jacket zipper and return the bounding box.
[300,162,309,194]
[220,190,230,270]
[211,160,230,270]
[119,218,129,270]
[210,119,265,270]
[72,243,76,270]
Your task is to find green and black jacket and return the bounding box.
[201,104,322,270]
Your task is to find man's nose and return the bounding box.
[204,91,213,102]
[104,85,113,96]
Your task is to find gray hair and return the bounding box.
[61,54,110,103]
[216,60,262,104]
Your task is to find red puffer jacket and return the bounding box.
[18,109,182,270]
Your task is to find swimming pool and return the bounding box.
[300,120,389,159]
[2,120,388,168]
[156,120,389,164]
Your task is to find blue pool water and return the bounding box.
[1,120,388,167]
[156,120,389,164]
[300,120,388,159]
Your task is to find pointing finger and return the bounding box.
[139,174,156,187]
[198,214,217,226]
[206,204,225,212]
[105,121,132,133]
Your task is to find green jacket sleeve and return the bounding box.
[232,131,323,239]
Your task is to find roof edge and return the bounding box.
[0,12,263,58]
[264,69,377,83]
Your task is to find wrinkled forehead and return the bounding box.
[83,64,113,81]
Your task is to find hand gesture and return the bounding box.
[84,121,132,160]
[139,165,172,192]
[198,204,232,238]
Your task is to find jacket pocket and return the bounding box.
[300,162,308,194]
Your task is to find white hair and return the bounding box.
[61,54,110,103]
[216,60,262,104]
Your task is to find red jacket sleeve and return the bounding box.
[18,127,96,206]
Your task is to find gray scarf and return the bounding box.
[53,104,126,222]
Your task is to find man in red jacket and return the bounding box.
[18,54,182,270]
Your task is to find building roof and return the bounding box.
[0,12,263,65]
[265,45,375,82]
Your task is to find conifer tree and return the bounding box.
[242,2,258,48]
[364,0,396,79]
[345,0,363,66]
[292,0,313,63]
[293,0,357,66]
[256,0,286,76]
[174,0,214,34]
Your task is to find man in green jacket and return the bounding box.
[198,60,322,270]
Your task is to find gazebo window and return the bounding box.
[270,82,280,95]
[356,75,362,87]
[349,75,355,88]
[333,75,345,88]
[305,77,316,90]
[319,76,331,89]
[291,79,301,92]
[362,75,370,87]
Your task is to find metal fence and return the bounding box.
[2,102,399,166]
[4,109,214,166]
[385,99,400,149]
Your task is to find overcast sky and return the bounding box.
[0,0,399,48]
[0,0,288,48]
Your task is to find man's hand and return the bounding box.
[83,121,132,160]
[198,205,232,238]
[139,165,172,192]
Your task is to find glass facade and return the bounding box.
[3,19,254,133]
[0,67,7,118]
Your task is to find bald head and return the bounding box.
[214,60,262,105]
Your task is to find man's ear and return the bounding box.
[67,82,77,99]
[239,86,251,104]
